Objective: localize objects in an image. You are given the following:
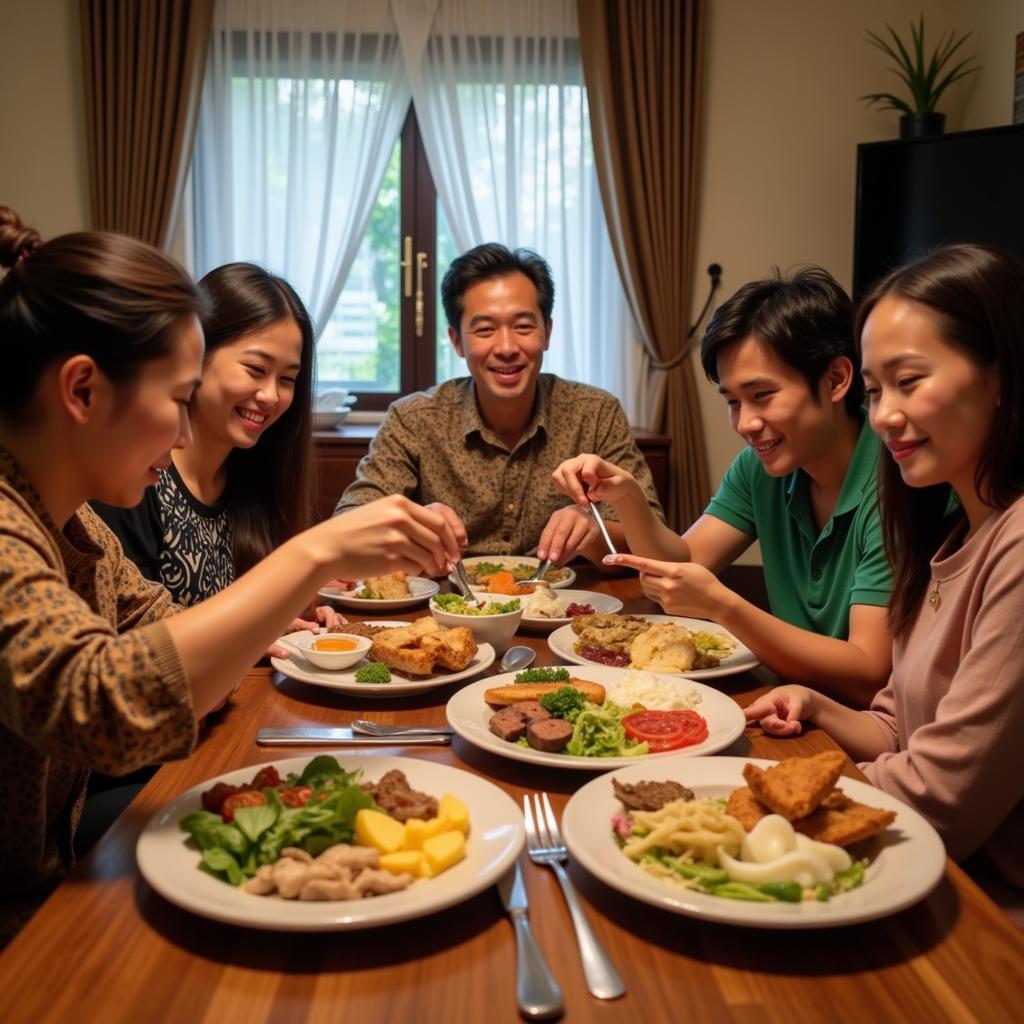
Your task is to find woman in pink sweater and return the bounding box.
[744,244,1024,887]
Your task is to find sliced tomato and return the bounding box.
[221,789,268,822]
[279,786,314,808]
[621,710,708,752]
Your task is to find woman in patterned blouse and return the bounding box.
[94,263,341,640]
[0,207,460,942]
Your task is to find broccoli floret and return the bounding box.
[538,686,588,720]
[354,663,391,684]
[514,667,571,684]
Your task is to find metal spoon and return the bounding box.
[514,558,554,588]
[351,720,453,737]
[500,646,536,673]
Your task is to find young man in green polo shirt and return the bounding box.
[549,268,892,707]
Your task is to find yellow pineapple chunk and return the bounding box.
[404,816,449,849]
[438,794,470,835]
[422,830,466,875]
[379,850,429,877]
[354,808,405,853]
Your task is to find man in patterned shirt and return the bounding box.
[334,243,663,560]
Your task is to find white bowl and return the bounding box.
[313,409,351,431]
[429,597,524,655]
[276,630,372,670]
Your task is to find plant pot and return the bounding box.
[899,112,946,139]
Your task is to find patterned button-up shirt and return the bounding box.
[334,375,664,555]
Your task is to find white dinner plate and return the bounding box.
[449,555,577,591]
[318,576,441,610]
[272,625,495,696]
[548,614,758,679]
[137,754,524,931]
[562,756,946,929]
[445,667,746,770]
[518,589,624,632]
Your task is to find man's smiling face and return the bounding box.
[449,271,551,410]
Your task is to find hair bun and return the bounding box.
[0,206,43,269]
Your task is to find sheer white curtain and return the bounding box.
[193,0,410,331]
[392,0,646,422]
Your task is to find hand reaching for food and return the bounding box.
[536,505,599,564]
[423,501,469,554]
[550,453,641,508]
[604,553,727,619]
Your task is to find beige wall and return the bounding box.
[0,0,89,236]
[2,0,1020,548]
[690,0,1021,561]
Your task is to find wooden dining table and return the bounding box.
[1,568,1022,1024]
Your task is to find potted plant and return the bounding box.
[861,15,980,139]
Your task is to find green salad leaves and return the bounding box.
[179,757,377,887]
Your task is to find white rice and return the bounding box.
[604,671,702,711]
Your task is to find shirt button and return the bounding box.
[506,502,515,511]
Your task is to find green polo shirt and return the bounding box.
[704,417,891,639]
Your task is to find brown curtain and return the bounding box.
[80,0,214,249]
[579,0,710,530]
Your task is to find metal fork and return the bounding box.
[523,793,626,1000]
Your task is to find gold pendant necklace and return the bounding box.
[929,580,941,610]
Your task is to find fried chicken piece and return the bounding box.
[743,751,846,820]
[793,797,897,848]
[368,617,443,675]
[725,786,770,831]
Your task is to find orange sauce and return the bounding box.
[312,637,359,652]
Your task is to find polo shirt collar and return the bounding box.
[785,412,877,536]
[461,375,551,452]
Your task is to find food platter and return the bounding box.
[449,555,576,591]
[137,755,524,931]
[445,667,746,770]
[562,756,946,928]
[547,613,758,679]
[271,625,494,696]
[518,589,624,632]
[318,576,440,610]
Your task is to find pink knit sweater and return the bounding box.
[861,495,1024,885]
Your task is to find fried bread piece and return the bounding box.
[725,786,770,831]
[421,626,477,671]
[742,751,846,820]
[793,795,896,847]
[369,617,442,676]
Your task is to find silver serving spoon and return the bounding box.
[514,557,553,588]
[500,645,536,673]
[451,560,481,605]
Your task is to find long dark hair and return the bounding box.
[854,244,1024,639]
[0,207,204,418]
[198,263,316,575]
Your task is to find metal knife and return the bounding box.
[496,863,563,1020]
[256,727,450,746]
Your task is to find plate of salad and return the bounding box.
[136,754,524,931]
[448,556,576,592]
[445,666,745,770]
[561,756,946,928]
